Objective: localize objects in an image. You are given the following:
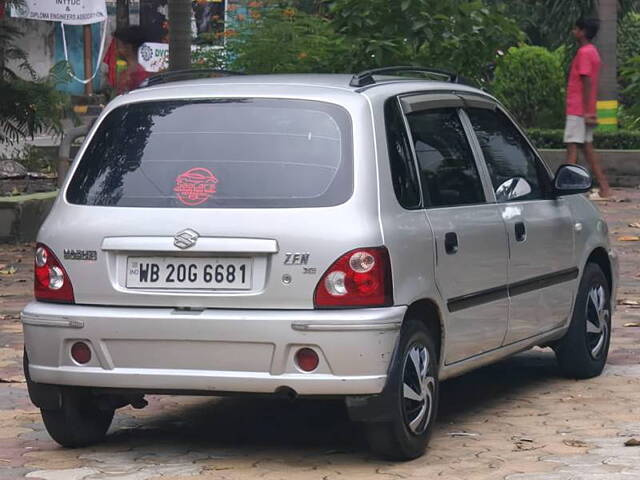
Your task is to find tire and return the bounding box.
[364,319,439,460]
[41,387,114,448]
[554,263,612,379]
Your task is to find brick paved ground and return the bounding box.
[0,188,639,480]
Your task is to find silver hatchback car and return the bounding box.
[23,67,617,459]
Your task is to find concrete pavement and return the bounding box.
[1,188,639,480]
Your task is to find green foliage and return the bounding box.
[618,12,640,66]
[618,104,640,130]
[0,7,71,146]
[191,46,227,70]
[552,44,574,76]
[619,13,640,130]
[526,129,563,149]
[536,0,637,48]
[0,12,34,79]
[0,76,69,145]
[485,1,548,46]
[527,128,640,149]
[620,55,640,130]
[492,45,565,129]
[489,0,638,50]
[328,0,524,80]
[225,2,350,74]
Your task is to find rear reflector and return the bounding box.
[71,342,91,364]
[295,348,319,372]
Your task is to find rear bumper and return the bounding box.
[22,302,405,396]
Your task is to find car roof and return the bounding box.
[104,74,500,115]
[122,73,494,99]
[155,74,358,90]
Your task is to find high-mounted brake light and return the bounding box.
[34,243,75,304]
[314,247,393,308]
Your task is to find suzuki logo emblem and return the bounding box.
[174,229,199,250]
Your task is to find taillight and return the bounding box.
[314,247,393,308]
[34,243,75,304]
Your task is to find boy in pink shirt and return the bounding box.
[564,18,611,198]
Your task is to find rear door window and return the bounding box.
[66,99,353,208]
[384,98,421,209]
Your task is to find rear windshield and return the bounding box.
[66,99,353,208]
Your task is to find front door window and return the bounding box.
[466,108,552,202]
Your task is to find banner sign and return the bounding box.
[138,43,169,73]
[11,0,107,25]
[139,43,211,73]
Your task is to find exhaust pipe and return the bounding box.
[275,386,298,402]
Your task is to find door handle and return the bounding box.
[515,221,526,242]
[444,232,459,255]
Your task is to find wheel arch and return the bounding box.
[404,298,445,368]
[585,247,612,294]
[345,297,445,423]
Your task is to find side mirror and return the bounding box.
[554,164,592,195]
[495,177,532,202]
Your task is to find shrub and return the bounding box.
[527,128,640,150]
[492,45,565,129]
[619,104,640,131]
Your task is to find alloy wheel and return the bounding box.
[401,343,436,435]
[585,284,610,359]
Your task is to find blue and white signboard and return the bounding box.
[11,0,107,25]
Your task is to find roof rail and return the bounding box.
[139,68,245,88]
[349,66,470,88]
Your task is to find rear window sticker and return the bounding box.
[174,167,218,206]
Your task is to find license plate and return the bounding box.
[126,257,252,290]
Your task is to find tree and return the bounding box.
[226,2,350,74]
[493,0,638,130]
[0,0,69,145]
[618,12,640,65]
[542,0,635,41]
[541,0,625,130]
[618,12,640,129]
[116,0,130,30]
[328,0,523,81]
[168,0,192,70]
[597,0,619,130]
[489,0,636,49]
[620,56,640,129]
